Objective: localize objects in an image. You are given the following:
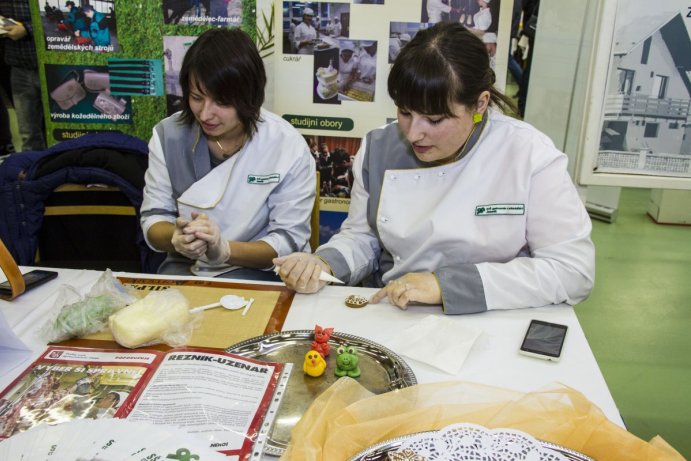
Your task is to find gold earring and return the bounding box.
[473,113,483,124]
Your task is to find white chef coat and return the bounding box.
[288,23,297,52]
[389,38,402,62]
[338,54,358,89]
[294,21,317,54]
[141,109,316,261]
[316,109,595,314]
[355,51,377,95]
[473,7,492,32]
[427,0,452,23]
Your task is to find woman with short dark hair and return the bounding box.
[275,22,594,314]
[142,28,315,279]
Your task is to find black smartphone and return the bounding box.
[0,269,58,295]
[519,319,568,361]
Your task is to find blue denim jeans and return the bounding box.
[10,67,46,151]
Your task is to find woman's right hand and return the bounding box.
[273,253,330,293]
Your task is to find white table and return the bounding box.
[0,267,624,428]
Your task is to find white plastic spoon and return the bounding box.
[190,295,247,313]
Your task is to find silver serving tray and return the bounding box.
[226,330,417,456]
[347,431,596,461]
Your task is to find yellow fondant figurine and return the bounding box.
[303,350,327,377]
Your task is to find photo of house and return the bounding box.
[596,3,691,177]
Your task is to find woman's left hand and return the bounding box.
[369,272,442,310]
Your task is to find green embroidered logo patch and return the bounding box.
[247,173,280,184]
[475,204,525,216]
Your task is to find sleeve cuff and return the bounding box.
[435,264,488,315]
[315,247,351,284]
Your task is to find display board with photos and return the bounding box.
[29,0,513,242]
[274,0,513,243]
[33,0,255,144]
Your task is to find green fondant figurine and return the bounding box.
[335,344,360,378]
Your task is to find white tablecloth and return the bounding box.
[0,267,624,428]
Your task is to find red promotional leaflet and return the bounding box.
[0,346,288,460]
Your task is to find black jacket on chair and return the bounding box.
[0,132,164,273]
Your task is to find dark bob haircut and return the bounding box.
[179,28,266,138]
[388,22,516,117]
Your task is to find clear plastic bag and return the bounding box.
[108,288,201,349]
[40,269,138,343]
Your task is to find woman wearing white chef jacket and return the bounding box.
[141,28,315,280]
[274,22,594,314]
[294,7,318,55]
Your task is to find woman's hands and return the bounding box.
[172,213,230,265]
[186,213,230,266]
[273,253,330,293]
[370,272,442,310]
[171,217,207,260]
[272,254,442,310]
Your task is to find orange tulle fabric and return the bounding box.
[281,379,684,461]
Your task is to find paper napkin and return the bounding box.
[383,315,482,376]
[0,311,32,375]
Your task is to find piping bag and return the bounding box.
[273,266,344,284]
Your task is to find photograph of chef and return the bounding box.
[482,32,497,69]
[141,28,316,280]
[426,0,452,23]
[82,5,110,47]
[286,18,298,53]
[353,40,377,99]
[293,7,317,55]
[338,40,358,92]
[388,32,410,63]
[470,0,492,35]
[274,22,594,314]
[458,0,480,27]
[327,17,341,37]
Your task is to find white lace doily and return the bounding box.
[388,423,569,461]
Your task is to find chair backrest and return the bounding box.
[0,132,164,273]
[36,183,143,272]
[0,237,25,300]
[310,171,320,251]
